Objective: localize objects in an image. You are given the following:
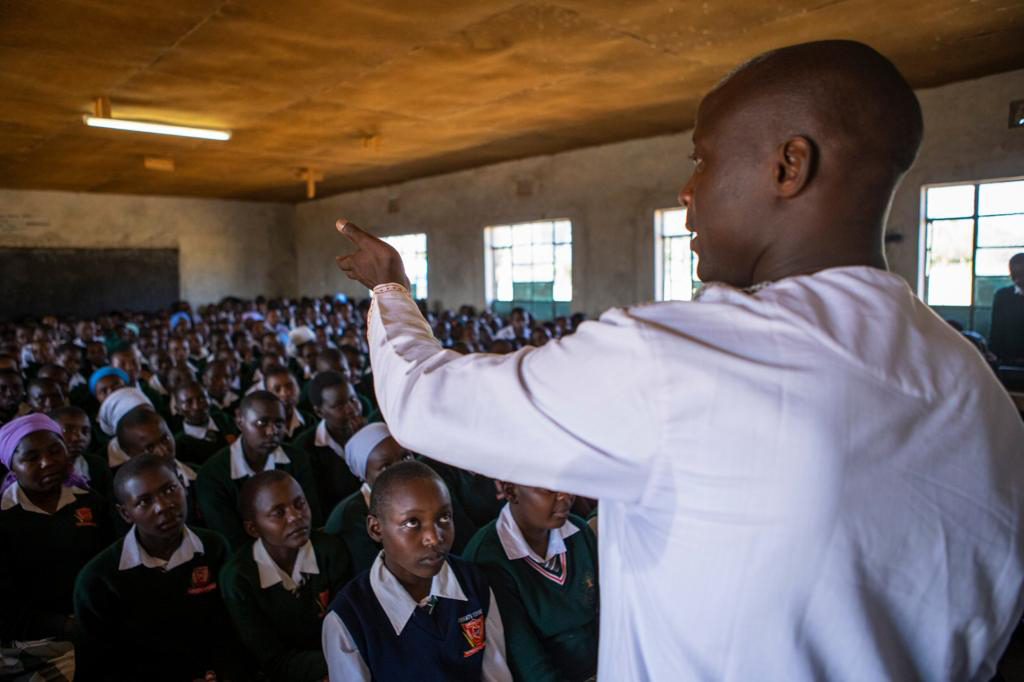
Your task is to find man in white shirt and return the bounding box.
[334,40,1024,680]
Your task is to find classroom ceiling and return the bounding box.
[1,0,1022,203]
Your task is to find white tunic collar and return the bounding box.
[495,503,579,563]
[369,551,467,635]
[119,525,205,572]
[72,455,91,482]
[252,538,319,591]
[107,437,130,468]
[314,419,344,457]
[285,409,306,437]
[229,438,290,480]
[183,417,219,440]
[176,459,197,484]
[216,390,239,408]
[0,483,86,515]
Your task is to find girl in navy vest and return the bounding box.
[322,459,513,681]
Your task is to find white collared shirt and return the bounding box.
[314,419,344,457]
[176,460,197,485]
[119,525,205,572]
[216,390,239,409]
[494,503,579,563]
[69,372,86,390]
[183,417,219,441]
[365,268,1024,681]
[252,538,319,592]
[228,437,290,480]
[285,409,306,438]
[1015,284,1022,296]
[0,483,86,515]
[148,375,169,396]
[322,552,512,682]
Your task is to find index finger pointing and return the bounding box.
[336,219,371,245]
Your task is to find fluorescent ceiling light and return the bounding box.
[83,116,230,141]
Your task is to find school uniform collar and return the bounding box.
[1015,285,1023,296]
[252,538,319,592]
[229,438,290,480]
[496,503,579,563]
[107,437,130,468]
[148,374,169,396]
[72,454,91,482]
[68,372,86,390]
[369,551,467,636]
[0,482,87,514]
[215,390,239,409]
[183,417,219,441]
[285,409,306,437]
[175,459,197,484]
[119,525,205,572]
[314,419,344,457]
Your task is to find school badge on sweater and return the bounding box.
[458,609,486,657]
[186,565,217,595]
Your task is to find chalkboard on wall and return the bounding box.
[0,248,179,320]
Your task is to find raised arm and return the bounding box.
[336,221,660,502]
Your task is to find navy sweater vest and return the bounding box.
[330,556,491,681]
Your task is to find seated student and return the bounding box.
[0,368,25,426]
[110,343,165,413]
[324,423,412,575]
[0,414,111,644]
[84,340,108,376]
[173,380,237,462]
[54,343,87,393]
[264,364,315,441]
[48,405,113,500]
[203,359,240,416]
[463,484,599,682]
[25,376,66,414]
[221,471,353,682]
[117,404,202,529]
[74,454,243,681]
[197,391,321,548]
[300,348,375,419]
[97,385,152,471]
[89,365,129,406]
[36,363,72,401]
[145,350,174,399]
[322,460,513,682]
[295,371,365,514]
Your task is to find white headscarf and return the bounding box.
[287,326,316,358]
[98,387,153,437]
[343,422,392,481]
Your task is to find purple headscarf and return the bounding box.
[0,414,89,493]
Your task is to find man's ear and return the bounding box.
[366,514,383,544]
[116,503,133,526]
[774,136,816,199]
[243,519,261,540]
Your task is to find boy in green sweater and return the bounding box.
[463,482,599,682]
[220,470,352,681]
[74,453,243,681]
[197,391,322,548]
[48,405,113,500]
[172,380,237,467]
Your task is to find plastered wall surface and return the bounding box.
[0,189,294,305]
[295,68,1024,316]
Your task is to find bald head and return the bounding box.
[681,40,922,288]
[713,40,922,173]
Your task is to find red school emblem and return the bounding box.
[186,565,217,595]
[458,611,486,657]
[74,507,96,527]
[317,590,330,618]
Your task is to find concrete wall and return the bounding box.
[0,189,295,305]
[295,67,1024,316]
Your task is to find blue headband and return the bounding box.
[88,366,130,396]
[169,312,190,330]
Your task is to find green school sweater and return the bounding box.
[293,424,362,515]
[195,443,322,549]
[81,451,114,500]
[463,514,600,682]
[220,530,353,682]
[173,411,238,468]
[324,491,380,576]
[0,487,113,640]
[73,527,243,681]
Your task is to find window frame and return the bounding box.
[379,232,429,300]
[654,207,699,301]
[483,219,573,320]
[918,176,1024,331]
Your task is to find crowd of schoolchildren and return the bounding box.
[0,295,599,682]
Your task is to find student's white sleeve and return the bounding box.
[321,611,371,682]
[483,588,514,682]
[368,285,659,502]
